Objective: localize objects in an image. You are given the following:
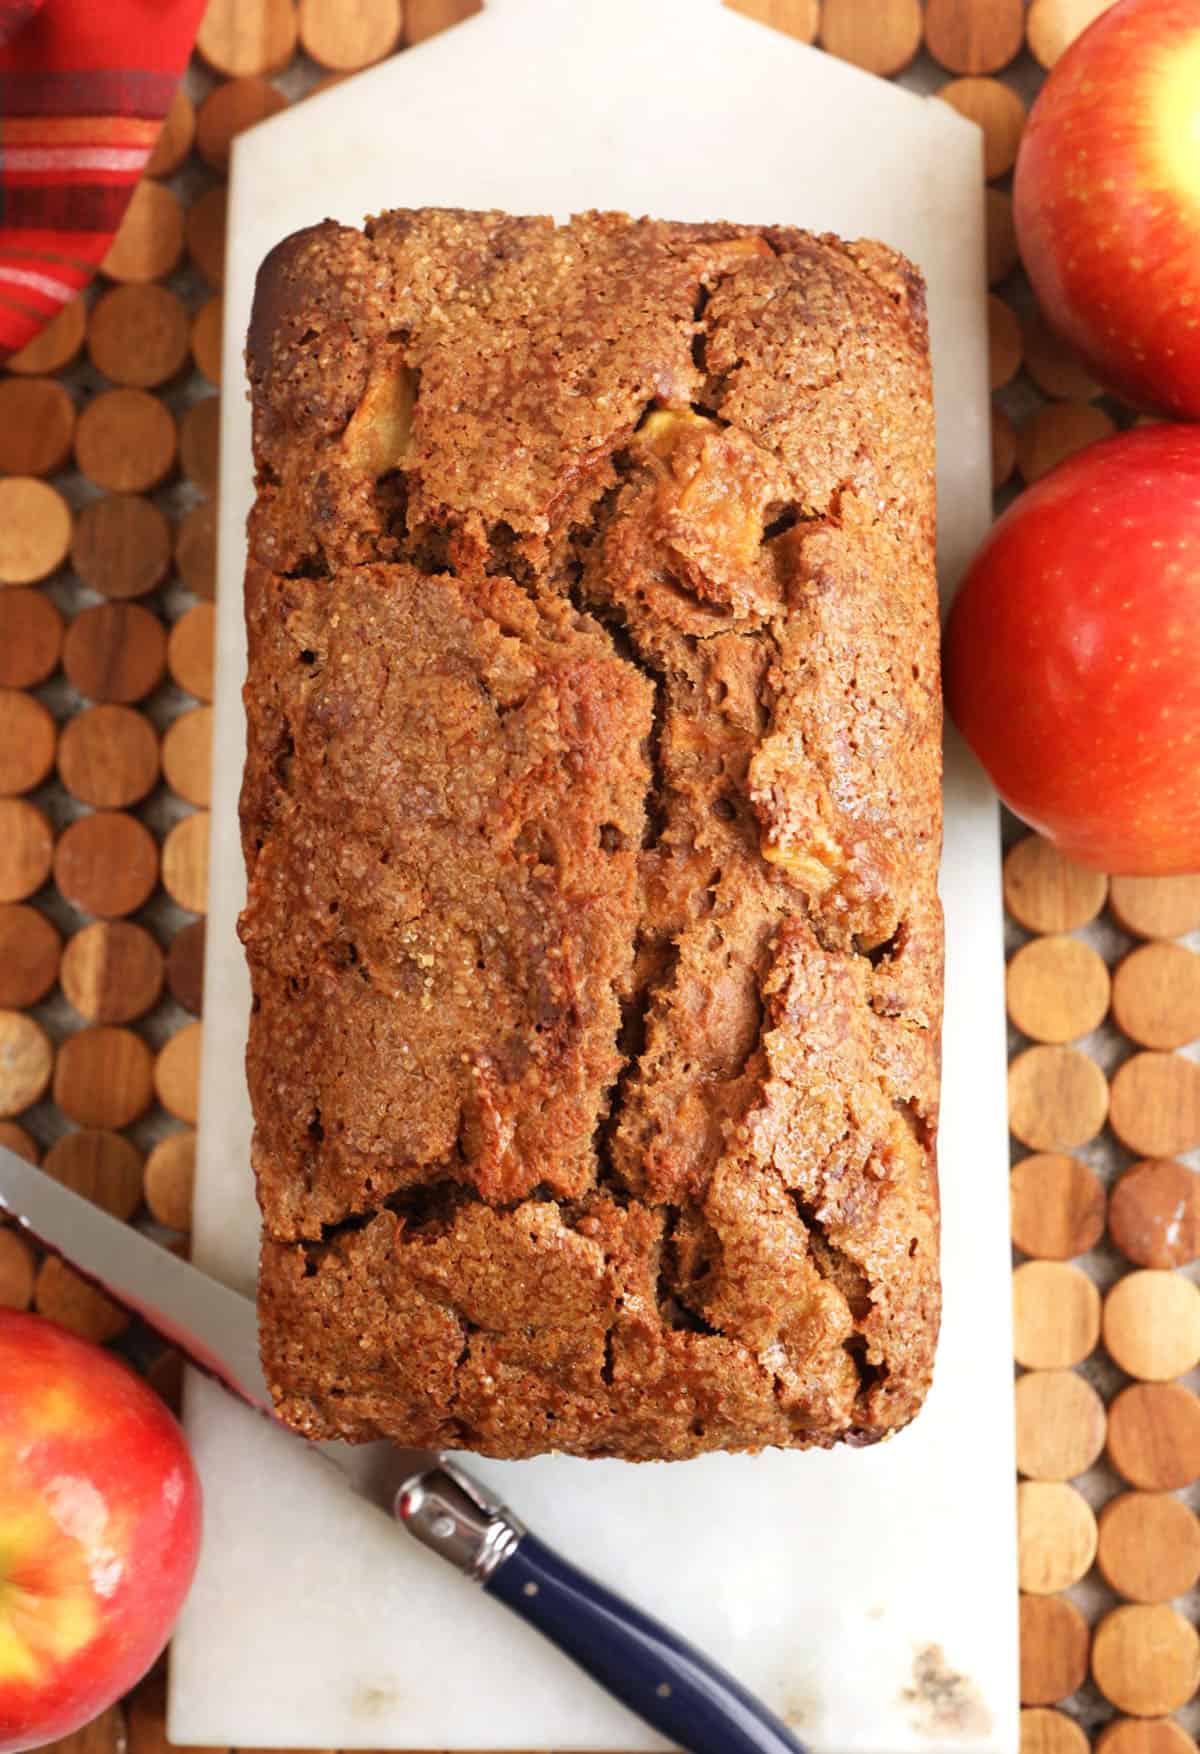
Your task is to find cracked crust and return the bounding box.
[242,208,942,1459]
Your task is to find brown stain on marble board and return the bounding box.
[903,1644,993,1739]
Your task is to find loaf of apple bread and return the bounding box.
[240,208,943,1461]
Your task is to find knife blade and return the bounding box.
[0,1138,267,1408]
[0,1140,809,1754]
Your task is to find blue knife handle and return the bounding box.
[486,1529,808,1754]
[395,1463,808,1754]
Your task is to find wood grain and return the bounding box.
[162,707,213,808]
[1096,1722,1200,1754]
[925,0,1023,71]
[1109,873,1200,940]
[298,0,401,69]
[1014,1368,1107,1481]
[165,918,205,1014]
[0,1120,38,1163]
[1012,1261,1101,1369]
[1004,835,1107,932]
[936,76,1026,180]
[62,601,167,704]
[35,1253,129,1342]
[57,703,160,808]
[167,602,215,700]
[153,1020,202,1123]
[1017,1481,1097,1593]
[186,184,229,290]
[1019,1595,1090,1706]
[819,0,922,75]
[74,388,177,494]
[145,85,195,177]
[53,811,158,919]
[162,812,210,914]
[988,293,1022,390]
[1109,1052,1200,1159]
[1026,0,1113,69]
[1103,1270,1200,1382]
[0,376,75,475]
[986,188,1019,285]
[1107,1383,1200,1491]
[53,1024,155,1129]
[1108,1159,1200,1270]
[1097,1492,1200,1605]
[403,0,482,43]
[1010,1154,1105,1260]
[0,688,56,795]
[143,1130,196,1232]
[992,405,1017,490]
[0,1223,36,1309]
[721,0,819,42]
[192,297,224,384]
[144,1350,186,1417]
[5,295,86,375]
[1008,1044,1109,1152]
[1091,1605,1200,1717]
[1017,402,1116,484]
[1021,1709,1090,1754]
[0,903,61,1007]
[175,500,217,600]
[0,799,53,903]
[1112,943,1200,1050]
[87,283,190,389]
[42,1127,144,1220]
[196,0,299,75]
[0,476,72,586]
[60,920,164,1023]
[196,76,288,171]
[0,585,61,687]
[179,395,221,495]
[1006,935,1110,1043]
[100,180,185,284]
[1022,309,1101,402]
[71,493,173,600]
[0,588,62,687]
[0,1010,53,1117]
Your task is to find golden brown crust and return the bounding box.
[242,208,942,1460]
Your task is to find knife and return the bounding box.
[0,1141,808,1754]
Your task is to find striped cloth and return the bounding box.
[0,0,206,358]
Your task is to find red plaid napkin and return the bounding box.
[0,0,206,358]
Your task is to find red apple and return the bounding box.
[0,1312,202,1754]
[944,425,1200,874]
[1014,0,1200,417]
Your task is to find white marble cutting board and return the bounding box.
[173,3,1018,1749]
